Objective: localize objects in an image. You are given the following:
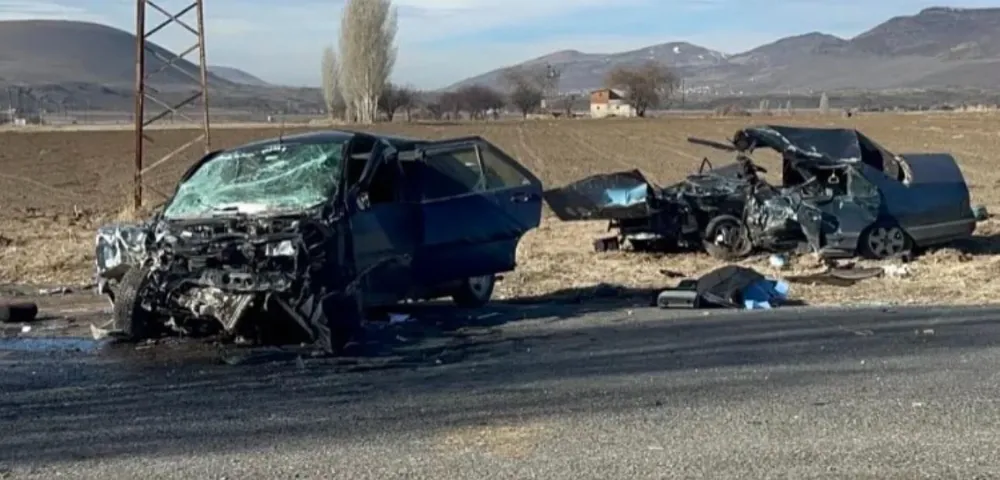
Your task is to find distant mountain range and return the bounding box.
[448,6,1000,95]
[0,19,318,112]
[0,8,998,113]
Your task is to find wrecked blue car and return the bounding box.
[544,125,979,261]
[94,131,543,352]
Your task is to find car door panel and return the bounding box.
[413,138,542,286]
[346,140,419,304]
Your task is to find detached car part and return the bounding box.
[544,124,979,260]
[94,130,544,352]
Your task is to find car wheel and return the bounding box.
[452,274,496,308]
[860,223,912,259]
[702,214,753,261]
[112,266,153,341]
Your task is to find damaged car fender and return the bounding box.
[94,222,154,297]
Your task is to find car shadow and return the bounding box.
[946,233,1000,255]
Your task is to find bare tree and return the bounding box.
[605,61,679,117]
[819,92,830,113]
[378,83,415,121]
[439,91,464,120]
[457,85,504,119]
[503,67,545,117]
[559,93,579,117]
[320,45,345,121]
[339,0,398,124]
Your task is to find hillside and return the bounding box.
[448,6,1000,95]
[0,20,321,113]
[0,20,234,88]
[209,66,272,86]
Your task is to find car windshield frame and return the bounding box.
[161,137,347,220]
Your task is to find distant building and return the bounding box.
[589,88,636,118]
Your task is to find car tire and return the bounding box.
[702,214,753,261]
[452,274,496,308]
[859,222,912,259]
[112,266,152,341]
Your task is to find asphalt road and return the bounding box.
[2,300,1000,479]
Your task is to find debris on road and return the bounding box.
[786,265,885,287]
[545,124,979,262]
[656,265,791,310]
[37,286,73,295]
[883,264,912,278]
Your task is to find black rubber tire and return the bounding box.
[858,222,912,260]
[452,275,496,308]
[112,266,152,341]
[702,214,753,261]
[0,302,38,323]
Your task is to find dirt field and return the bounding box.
[1,113,999,306]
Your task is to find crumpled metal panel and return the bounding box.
[543,169,654,221]
[94,222,151,280]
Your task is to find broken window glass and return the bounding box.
[162,139,346,219]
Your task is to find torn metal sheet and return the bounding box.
[545,124,979,261]
[543,169,653,220]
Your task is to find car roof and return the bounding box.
[742,125,865,164]
[237,130,425,150]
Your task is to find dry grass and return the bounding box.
[2,113,1000,305]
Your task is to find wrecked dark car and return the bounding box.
[94,131,543,352]
[544,125,978,260]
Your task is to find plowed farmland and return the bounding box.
[3,114,1000,305]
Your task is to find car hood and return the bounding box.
[543,169,654,221]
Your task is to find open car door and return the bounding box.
[412,137,543,285]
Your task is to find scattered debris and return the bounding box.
[786,266,885,287]
[656,265,791,310]
[973,204,989,221]
[769,253,789,269]
[37,286,73,295]
[659,269,685,278]
[545,124,978,262]
[883,264,911,278]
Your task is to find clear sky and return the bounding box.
[3,1,998,89]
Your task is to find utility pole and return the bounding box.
[133,0,211,209]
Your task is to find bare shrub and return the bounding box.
[378,83,416,121]
[605,61,679,117]
[502,67,546,117]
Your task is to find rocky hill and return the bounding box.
[448,6,1000,95]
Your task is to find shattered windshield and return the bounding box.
[162,139,345,219]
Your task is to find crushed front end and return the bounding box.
[95,212,354,350]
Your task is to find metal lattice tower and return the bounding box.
[133,0,211,209]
